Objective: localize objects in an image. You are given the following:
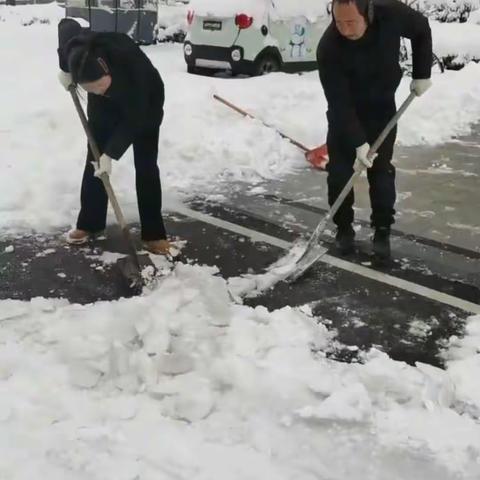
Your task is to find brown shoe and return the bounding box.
[65,229,104,245]
[143,239,177,256]
[66,229,90,245]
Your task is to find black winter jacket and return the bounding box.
[58,19,165,160]
[316,0,432,148]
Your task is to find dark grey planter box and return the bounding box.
[65,0,158,44]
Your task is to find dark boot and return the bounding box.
[373,227,391,259]
[335,226,355,256]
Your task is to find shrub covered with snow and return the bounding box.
[155,2,189,43]
[420,0,480,23]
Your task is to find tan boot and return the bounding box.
[65,229,104,245]
[143,239,176,256]
[66,229,90,245]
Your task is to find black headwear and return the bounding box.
[68,39,109,84]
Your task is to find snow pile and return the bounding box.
[397,62,480,143]
[444,315,480,418]
[431,20,480,62]
[1,269,480,478]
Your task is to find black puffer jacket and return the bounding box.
[317,0,432,148]
[58,19,165,160]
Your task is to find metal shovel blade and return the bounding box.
[117,253,157,293]
[287,243,329,282]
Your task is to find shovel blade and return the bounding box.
[286,244,329,283]
[117,253,157,293]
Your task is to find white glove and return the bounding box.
[58,70,73,91]
[410,78,432,97]
[354,142,375,171]
[94,154,113,177]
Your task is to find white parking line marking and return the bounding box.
[174,204,480,315]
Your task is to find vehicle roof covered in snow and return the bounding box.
[189,0,267,18]
[189,0,330,22]
[270,0,330,22]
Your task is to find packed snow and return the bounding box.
[1,269,480,479]
[1,4,480,479]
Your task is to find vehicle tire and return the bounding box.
[252,54,280,76]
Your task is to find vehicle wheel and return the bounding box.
[252,54,280,76]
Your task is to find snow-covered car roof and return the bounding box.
[270,0,330,22]
[189,0,267,18]
[189,0,330,22]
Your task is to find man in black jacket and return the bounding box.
[317,0,432,258]
[57,18,172,255]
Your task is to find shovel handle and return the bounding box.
[330,92,416,221]
[69,86,127,229]
[68,86,142,271]
[213,94,311,152]
[299,93,416,258]
[368,91,416,158]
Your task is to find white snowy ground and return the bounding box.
[1,4,480,233]
[1,4,480,479]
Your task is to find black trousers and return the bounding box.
[326,104,397,230]
[76,94,167,241]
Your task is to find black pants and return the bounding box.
[326,106,397,230]
[76,94,167,241]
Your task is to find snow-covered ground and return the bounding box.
[2,3,480,233]
[1,4,480,479]
[431,20,480,63]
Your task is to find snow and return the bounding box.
[469,8,480,24]
[270,0,330,22]
[431,20,480,61]
[188,0,330,21]
[1,4,480,478]
[1,267,480,479]
[156,2,188,41]
[189,0,267,18]
[1,4,480,234]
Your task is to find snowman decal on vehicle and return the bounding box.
[289,16,307,59]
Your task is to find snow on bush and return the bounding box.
[431,20,480,67]
[155,2,189,42]
[419,0,480,22]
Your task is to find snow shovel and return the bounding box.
[285,91,417,282]
[68,86,157,292]
[213,94,329,170]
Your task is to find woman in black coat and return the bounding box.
[57,18,172,255]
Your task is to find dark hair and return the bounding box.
[67,36,109,84]
[331,0,373,21]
